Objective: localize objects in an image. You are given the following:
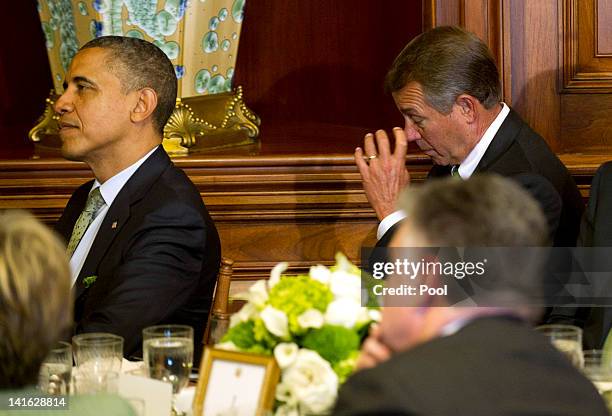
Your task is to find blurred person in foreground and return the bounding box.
[333,176,607,416]
[0,210,134,415]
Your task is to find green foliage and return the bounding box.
[302,325,360,365]
[222,319,275,355]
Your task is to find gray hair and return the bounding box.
[385,26,501,114]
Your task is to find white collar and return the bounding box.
[458,103,510,179]
[90,146,158,206]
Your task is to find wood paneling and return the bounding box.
[508,0,561,151]
[597,0,612,55]
[562,0,612,92]
[234,0,422,133]
[561,94,612,152]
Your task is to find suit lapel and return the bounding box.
[74,146,171,300]
[474,109,522,174]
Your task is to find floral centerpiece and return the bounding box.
[218,253,380,415]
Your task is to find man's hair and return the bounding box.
[80,36,178,135]
[385,26,501,114]
[0,210,72,388]
[398,175,549,306]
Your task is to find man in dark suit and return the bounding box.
[356,26,583,248]
[54,36,220,358]
[334,176,607,416]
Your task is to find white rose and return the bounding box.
[274,343,299,370]
[260,306,289,338]
[309,265,331,285]
[282,349,339,415]
[329,270,362,302]
[269,262,288,289]
[324,298,362,328]
[247,280,269,307]
[297,309,324,329]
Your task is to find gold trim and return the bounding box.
[28,90,59,143]
[194,347,280,416]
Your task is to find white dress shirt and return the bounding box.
[69,146,158,285]
[376,103,510,240]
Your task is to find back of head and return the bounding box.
[397,175,549,307]
[0,211,72,388]
[385,26,501,113]
[80,36,178,135]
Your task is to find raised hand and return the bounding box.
[355,128,410,221]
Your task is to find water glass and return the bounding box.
[143,325,193,416]
[536,324,584,368]
[142,325,193,393]
[72,333,123,377]
[38,341,72,395]
[72,371,119,394]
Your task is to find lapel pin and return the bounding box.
[111,221,118,229]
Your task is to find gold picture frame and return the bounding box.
[193,347,280,416]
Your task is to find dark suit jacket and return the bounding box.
[56,146,221,359]
[549,161,612,348]
[377,109,584,248]
[333,316,608,416]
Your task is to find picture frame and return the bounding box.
[193,347,280,416]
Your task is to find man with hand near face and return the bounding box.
[333,176,607,416]
[54,36,220,358]
[357,26,583,248]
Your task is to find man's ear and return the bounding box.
[454,94,477,124]
[131,87,158,123]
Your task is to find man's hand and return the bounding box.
[355,128,410,220]
[356,324,393,370]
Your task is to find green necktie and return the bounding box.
[67,187,105,257]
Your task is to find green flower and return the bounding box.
[268,276,333,335]
[221,319,275,355]
[302,325,360,365]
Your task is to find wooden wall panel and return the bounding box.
[562,0,612,92]
[561,94,612,152]
[234,0,422,133]
[508,0,561,151]
[598,0,612,55]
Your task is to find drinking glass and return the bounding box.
[536,324,584,368]
[143,325,193,416]
[72,333,123,380]
[72,371,119,394]
[38,341,72,395]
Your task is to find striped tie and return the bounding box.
[66,187,105,257]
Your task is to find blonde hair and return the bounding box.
[0,210,72,388]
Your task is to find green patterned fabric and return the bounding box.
[66,187,105,257]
